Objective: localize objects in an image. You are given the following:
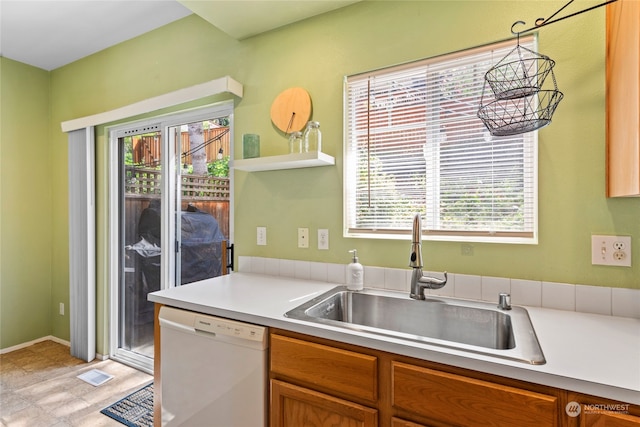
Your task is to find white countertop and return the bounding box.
[149,272,640,405]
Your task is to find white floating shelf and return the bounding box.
[233,151,335,172]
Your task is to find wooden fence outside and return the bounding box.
[124,166,230,239]
[125,167,230,201]
[125,198,229,242]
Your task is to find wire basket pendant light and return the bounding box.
[477,25,564,136]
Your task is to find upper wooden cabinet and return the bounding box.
[606,0,640,197]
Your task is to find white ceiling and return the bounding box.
[0,0,360,71]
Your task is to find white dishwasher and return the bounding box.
[159,306,268,427]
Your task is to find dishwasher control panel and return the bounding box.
[194,315,265,342]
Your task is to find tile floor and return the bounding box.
[0,340,152,426]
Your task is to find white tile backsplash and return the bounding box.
[576,284,612,316]
[327,263,346,284]
[309,262,328,282]
[251,256,266,274]
[481,276,510,302]
[238,257,640,319]
[238,255,250,272]
[278,259,295,278]
[542,281,575,311]
[265,258,280,276]
[511,279,542,307]
[384,268,410,292]
[612,288,640,318]
[294,261,311,280]
[364,266,385,289]
[453,274,482,300]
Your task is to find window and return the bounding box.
[344,36,537,243]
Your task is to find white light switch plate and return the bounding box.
[257,227,267,246]
[591,235,631,267]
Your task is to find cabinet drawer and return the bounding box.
[270,334,378,401]
[392,362,557,427]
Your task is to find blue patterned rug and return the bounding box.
[101,382,154,427]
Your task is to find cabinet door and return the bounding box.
[580,411,640,427]
[392,362,558,427]
[570,392,640,427]
[391,418,430,427]
[606,0,640,197]
[270,380,378,427]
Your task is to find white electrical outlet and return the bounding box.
[257,227,267,246]
[591,235,632,267]
[59,303,64,316]
[298,228,309,248]
[318,229,329,250]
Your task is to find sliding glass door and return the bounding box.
[168,118,230,286]
[113,125,164,369]
[109,103,233,372]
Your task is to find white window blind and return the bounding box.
[344,36,537,243]
[68,127,96,362]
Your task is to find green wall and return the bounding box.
[2,0,638,350]
[237,1,636,287]
[0,58,53,349]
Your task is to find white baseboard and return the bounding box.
[0,335,110,360]
[0,335,70,354]
[95,352,109,361]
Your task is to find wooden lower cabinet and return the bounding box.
[390,418,429,427]
[270,332,379,427]
[271,380,378,427]
[270,330,639,427]
[568,393,640,427]
[580,411,640,427]
[269,330,562,427]
[270,333,378,402]
[392,361,557,427]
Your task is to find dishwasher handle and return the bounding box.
[159,317,196,333]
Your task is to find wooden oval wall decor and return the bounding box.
[270,87,312,133]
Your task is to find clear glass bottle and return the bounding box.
[303,121,322,152]
[288,131,303,154]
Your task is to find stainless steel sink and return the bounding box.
[285,286,545,365]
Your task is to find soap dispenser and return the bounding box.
[346,249,364,291]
